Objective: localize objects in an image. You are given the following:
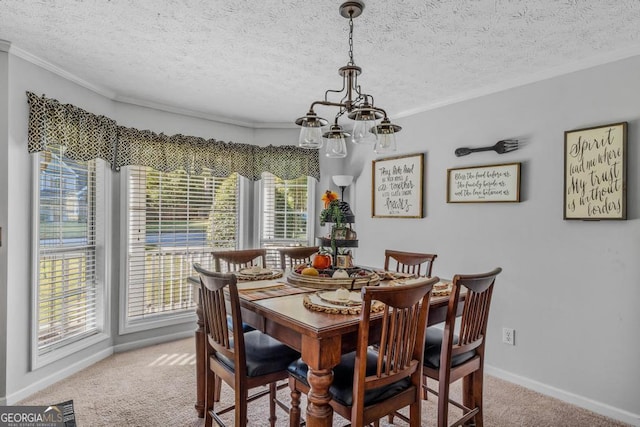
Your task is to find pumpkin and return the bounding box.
[312,253,332,270]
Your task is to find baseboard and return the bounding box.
[5,331,193,406]
[5,347,114,405]
[112,330,193,353]
[485,364,640,426]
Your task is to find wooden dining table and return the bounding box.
[189,272,460,427]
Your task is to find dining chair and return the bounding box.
[277,246,319,270]
[193,263,300,427]
[288,276,439,426]
[384,249,438,277]
[211,248,267,273]
[421,267,502,427]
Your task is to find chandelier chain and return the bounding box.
[348,15,355,66]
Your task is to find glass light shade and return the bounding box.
[325,135,348,158]
[323,124,349,158]
[332,175,354,187]
[352,119,377,144]
[298,126,324,149]
[374,131,397,154]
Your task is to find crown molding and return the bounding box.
[114,95,298,129]
[114,95,256,128]
[6,41,640,129]
[394,46,640,120]
[0,39,11,52]
[7,42,117,99]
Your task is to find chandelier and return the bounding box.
[295,1,402,158]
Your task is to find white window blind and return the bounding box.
[126,167,239,322]
[260,173,312,267]
[36,146,102,355]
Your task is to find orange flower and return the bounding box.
[321,190,339,208]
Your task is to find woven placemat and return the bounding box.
[234,268,283,281]
[303,293,385,315]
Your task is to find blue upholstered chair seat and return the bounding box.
[288,350,411,407]
[216,330,300,377]
[423,327,476,369]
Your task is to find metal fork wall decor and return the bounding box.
[454,139,519,157]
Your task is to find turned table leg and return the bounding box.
[306,368,334,427]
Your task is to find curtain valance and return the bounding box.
[26,92,320,181]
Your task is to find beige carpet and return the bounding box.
[18,338,628,427]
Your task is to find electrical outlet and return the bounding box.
[502,327,515,345]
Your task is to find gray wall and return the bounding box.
[0,46,638,424]
[347,56,640,423]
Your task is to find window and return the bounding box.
[34,146,107,361]
[124,167,239,328]
[259,173,314,266]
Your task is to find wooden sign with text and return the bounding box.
[564,122,627,220]
[447,163,521,203]
[372,153,424,218]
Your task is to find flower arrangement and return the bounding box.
[319,190,345,227]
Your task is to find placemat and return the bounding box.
[238,283,315,301]
[303,293,385,315]
[234,268,283,281]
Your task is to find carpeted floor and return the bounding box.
[18,338,628,426]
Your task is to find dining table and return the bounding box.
[189,269,462,427]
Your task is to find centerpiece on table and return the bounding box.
[287,190,379,290]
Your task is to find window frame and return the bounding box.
[30,151,111,369]
[257,173,315,260]
[119,167,244,334]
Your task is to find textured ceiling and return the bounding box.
[2,0,640,127]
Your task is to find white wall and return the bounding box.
[347,56,640,423]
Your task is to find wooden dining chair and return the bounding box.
[384,249,438,277]
[277,246,319,270]
[421,267,502,427]
[193,263,300,427]
[211,248,267,273]
[288,276,439,427]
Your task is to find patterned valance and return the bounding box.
[26,92,320,181]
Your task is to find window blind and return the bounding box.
[126,167,239,321]
[260,173,312,267]
[37,146,100,355]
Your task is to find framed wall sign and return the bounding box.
[564,122,627,220]
[372,153,424,218]
[447,162,521,203]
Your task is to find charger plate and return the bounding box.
[303,293,385,315]
[387,278,452,296]
[316,290,362,307]
[235,268,283,281]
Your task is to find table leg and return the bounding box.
[194,290,205,418]
[301,335,341,427]
[306,368,334,426]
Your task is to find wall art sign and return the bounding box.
[447,163,521,203]
[564,122,627,220]
[372,153,424,218]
